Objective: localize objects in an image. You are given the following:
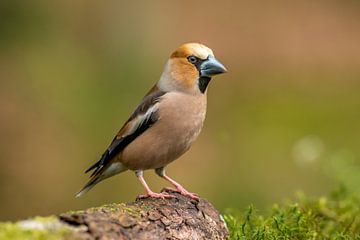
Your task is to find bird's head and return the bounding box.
[158,43,227,94]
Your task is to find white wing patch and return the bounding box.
[125,102,160,137]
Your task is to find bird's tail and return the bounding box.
[75,162,127,198]
[75,176,101,198]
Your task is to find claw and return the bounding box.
[163,187,199,201]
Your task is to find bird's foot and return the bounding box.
[163,187,200,201]
[137,191,174,200]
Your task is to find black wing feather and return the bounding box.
[84,90,165,176]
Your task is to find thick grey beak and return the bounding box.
[200,55,227,77]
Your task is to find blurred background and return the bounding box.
[1,0,360,221]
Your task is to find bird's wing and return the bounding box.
[85,88,166,177]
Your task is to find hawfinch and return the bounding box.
[76,43,226,200]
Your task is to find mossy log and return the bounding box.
[0,189,228,240]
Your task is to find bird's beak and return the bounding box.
[200,55,227,77]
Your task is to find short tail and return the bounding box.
[75,162,127,198]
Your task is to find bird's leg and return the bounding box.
[135,170,174,199]
[155,167,199,200]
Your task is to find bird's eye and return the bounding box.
[187,55,198,64]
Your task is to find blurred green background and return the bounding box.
[1,0,360,221]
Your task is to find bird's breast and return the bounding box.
[120,92,207,170]
[157,92,207,148]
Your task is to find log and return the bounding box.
[3,189,228,240]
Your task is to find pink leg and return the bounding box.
[136,170,173,199]
[155,168,199,200]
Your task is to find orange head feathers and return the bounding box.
[158,43,226,94]
[170,43,214,59]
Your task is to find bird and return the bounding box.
[76,43,227,200]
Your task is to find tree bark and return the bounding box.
[59,189,228,239]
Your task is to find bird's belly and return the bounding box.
[120,93,206,170]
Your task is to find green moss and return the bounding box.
[64,209,85,215]
[71,203,121,214]
[100,203,121,213]
[0,218,71,240]
[225,186,360,239]
[122,206,142,218]
[31,216,58,223]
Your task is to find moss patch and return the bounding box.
[225,186,360,239]
[0,216,72,240]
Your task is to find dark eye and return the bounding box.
[187,55,198,64]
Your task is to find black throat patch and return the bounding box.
[198,76,211,93]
